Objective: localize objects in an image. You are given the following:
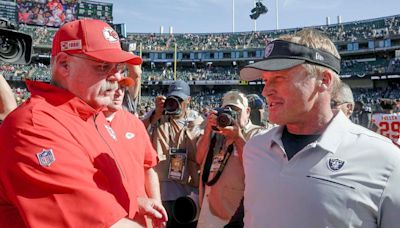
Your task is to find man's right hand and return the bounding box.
[204,109,218,135]
[154,95,166,119]
[137,197,168,228]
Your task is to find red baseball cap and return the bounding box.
[51,19,142,65]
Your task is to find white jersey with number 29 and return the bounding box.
[371,113,400,146]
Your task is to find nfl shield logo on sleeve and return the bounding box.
[36,149,56,167]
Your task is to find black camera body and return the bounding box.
[215,107,237,128]
[0,18,32,64]
[164,96,182,115]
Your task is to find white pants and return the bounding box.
[197,186,228,228]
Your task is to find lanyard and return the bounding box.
[202,134,234,186]
[167,116,187,149]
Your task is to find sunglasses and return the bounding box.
[67,53,127,76]
[331,100,351,108]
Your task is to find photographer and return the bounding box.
[196,91,270,228]
[246,94,266,127]
[143,80,203,228]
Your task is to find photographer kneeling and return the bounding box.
[196,91,270,228]
[143,80,203,228]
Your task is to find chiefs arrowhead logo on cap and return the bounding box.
[102,27,119,43]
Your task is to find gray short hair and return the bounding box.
[332,82,354,104]
[279,28,341,92]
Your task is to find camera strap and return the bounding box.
[202,134,234,186]
[167,117,183,147]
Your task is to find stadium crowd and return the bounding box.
[19,24,56,47]
[17,14,400,50]
[18,0,77,27]
[3,57,400,83]
[127,14,400,51]
[142,67,240,81]
[3,57,400,110]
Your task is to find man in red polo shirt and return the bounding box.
[0,19,144,227]
[103,69,168,227]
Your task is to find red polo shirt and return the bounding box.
[0,80,139,227]
[109,110,158,199]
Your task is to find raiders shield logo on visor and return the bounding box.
[264,43,274,58]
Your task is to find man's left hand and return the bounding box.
[137,197,168,228]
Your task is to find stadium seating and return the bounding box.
[3,14,399,115]
[18,15,400,50]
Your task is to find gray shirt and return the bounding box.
[243,111,400,228]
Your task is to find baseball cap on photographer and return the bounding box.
[240,39,341,81]
[51,19,142,65]
[222,91,248,111]
[246,94,264,110]
[167,80,190,100]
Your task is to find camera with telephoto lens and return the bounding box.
[0,18,32,64]
[215,107,237,128]
[164,96,182,115]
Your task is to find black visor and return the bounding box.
[240,40,341,80]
